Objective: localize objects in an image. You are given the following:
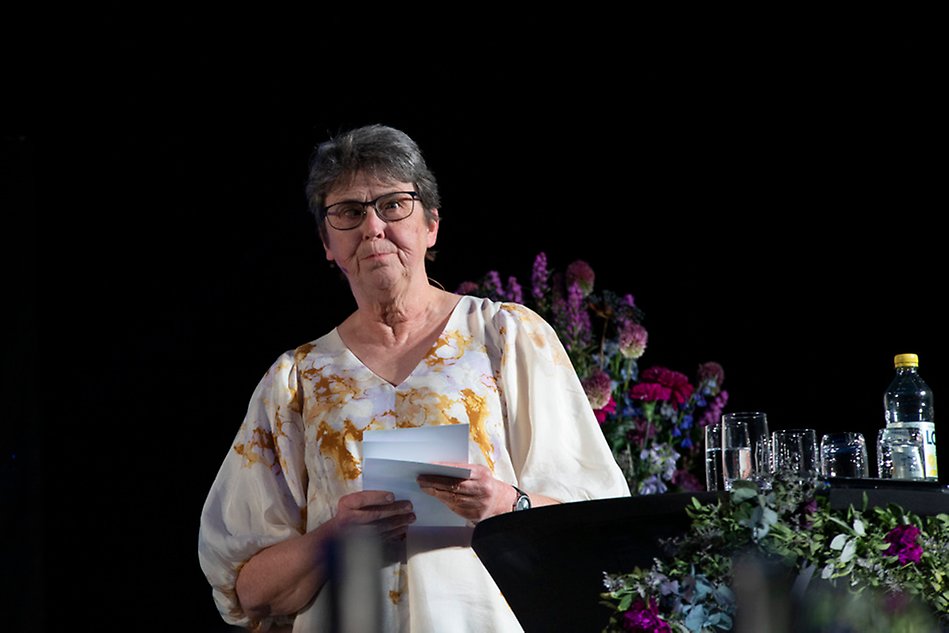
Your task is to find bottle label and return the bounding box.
[888,422,938,479]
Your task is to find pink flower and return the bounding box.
[618,320,648,359]
[621,598,671,633]
[697,361,725,387]
[582,369,613,410]
[883,524,923,564]
[629,382,672,402]
[638,367,694,405]
[594,396,617,424]
[565,259,595,297]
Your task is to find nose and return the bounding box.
[359,205,389,236]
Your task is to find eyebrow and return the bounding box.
[324,191,416,208]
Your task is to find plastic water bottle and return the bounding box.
[883,353,938,481]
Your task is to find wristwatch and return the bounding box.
[512,485,531,511]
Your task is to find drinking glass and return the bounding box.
[721,418,751,490]
[771,428,819,481]
[820,432,869,478]
[720,412,770,490]
[877,426,926,480]
[705,422,724,491]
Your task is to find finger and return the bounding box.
[431,461,473,470]
[338,490,394,514]
[418,484,456,501]
[377,510,416,532]
[359,490,397,504]
[344,500,414,527]
[417,474,466,488]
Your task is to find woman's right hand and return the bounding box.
[334,490,416,541]
[235,491,414,620]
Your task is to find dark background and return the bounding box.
[4,8,944,632]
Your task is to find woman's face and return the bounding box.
[322,171,438,292]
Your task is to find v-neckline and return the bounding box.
[335,295,466,388]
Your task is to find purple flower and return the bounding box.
[505,275,523,304]
[455,281,479,295]
[629,418,659,444]
[564,281,592,343]
[582,368,614,410]
[484,270,503,297]
[883,524,923,565]
[638,474,668,495]
[531,252,549,301]
[672,468,704,492]
[621,598,672,633]
[565,259,595,297]
[698,390,729,428]
[618,320,648,359]
[697,361,725,387]
[795,497,818,529]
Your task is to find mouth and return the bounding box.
[361,247,396,260]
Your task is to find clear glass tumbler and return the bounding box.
[771,428,819,482]
[820,432,869,478]
[877,426,926,480]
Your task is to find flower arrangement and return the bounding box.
[455,252,728,495]
[600,477,949,632]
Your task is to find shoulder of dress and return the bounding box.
[255,332,338,378]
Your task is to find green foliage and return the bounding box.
[600,477,949,631]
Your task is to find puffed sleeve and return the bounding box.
[491,303,631,501]
[197,351,308,629]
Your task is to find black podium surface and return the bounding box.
[471,480,949,633]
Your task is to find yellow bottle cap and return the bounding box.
[894,353,919,367]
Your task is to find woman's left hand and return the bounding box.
[417,463,514,523]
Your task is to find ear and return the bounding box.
[426,208,440,248]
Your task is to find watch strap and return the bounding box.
[511,485,530,511]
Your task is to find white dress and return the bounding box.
[198,295,631,632]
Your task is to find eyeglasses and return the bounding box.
[322,191,420,230]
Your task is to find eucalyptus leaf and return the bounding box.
[830,533,848,550]
[731,485,758,502]
[840,538,857,563]
[684,604,707,632]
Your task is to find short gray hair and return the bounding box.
[305,124,441,247]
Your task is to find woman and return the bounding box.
[198,124,630,632]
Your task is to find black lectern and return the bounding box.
[471,481,949,633]
[471,493,711,633]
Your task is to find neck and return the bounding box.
[357,283,444,332]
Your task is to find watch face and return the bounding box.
[515,493,531,511]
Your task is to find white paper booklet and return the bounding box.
[362,424,471,527]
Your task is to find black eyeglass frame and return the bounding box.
[321,191,420,230]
